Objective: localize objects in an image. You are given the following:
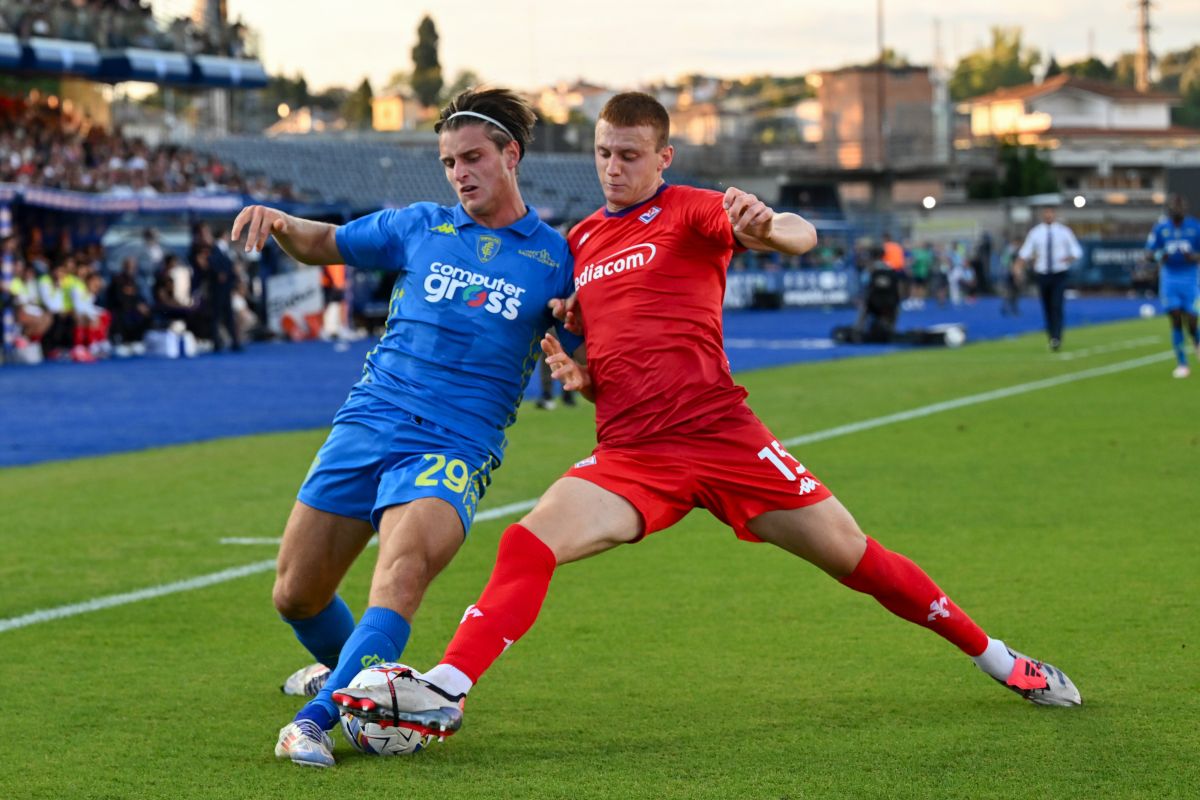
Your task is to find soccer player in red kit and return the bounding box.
[335,93,1081,739]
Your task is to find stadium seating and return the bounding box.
[200,135,606,221]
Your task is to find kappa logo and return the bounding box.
[578,231,591,246]
[518,248,561,268]
[638,205,662,224]
[927,596,951,622]
[797,476,819,495]
[574,243,657,290]
[360,653,386,668]
[461,604,484,623]
[573,455,597,468]
[477,234,502,263]
[430,222,457,236]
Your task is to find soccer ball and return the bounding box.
[943,326,966,348]
[1139,303,1156,319]
[339,663,430,756]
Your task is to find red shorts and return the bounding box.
[563,411,832,542]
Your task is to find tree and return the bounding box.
[1044,55,1062,79]
[411,15,443,108]
[342,77,374,129]
[1111,52,1138,87]
[1063,57,1113,81]
[949,27,1041,100]
[442,69,481,103]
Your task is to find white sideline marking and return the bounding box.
[780,351,1172,448]
[0,350,1172,634]
[1052,336,1160,361]
[0,560,277,634]
[217,499,542,547]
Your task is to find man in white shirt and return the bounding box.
[1016,204,1082,351]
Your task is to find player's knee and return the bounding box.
[272,580,328,620]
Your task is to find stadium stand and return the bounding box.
[200,135,606,220]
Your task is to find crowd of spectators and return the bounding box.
[0,0,251,58]
[3,221,259,363]
[0,93,292,198]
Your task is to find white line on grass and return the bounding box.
[780,351,1171,448]
[1052,336,1161,361]
[217,499,541,546]
[0,350,1172,634]
[0,560,277,634]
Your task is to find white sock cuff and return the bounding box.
[423,663,474,697]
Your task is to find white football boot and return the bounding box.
[996,649,1082,706]
[280,663,331,697]
[333,667,464,739]
[275,719,335,767]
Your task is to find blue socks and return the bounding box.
[282,594,355,668]
[294,606,412,730]
[1172,327,1186,366]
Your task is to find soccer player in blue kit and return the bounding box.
[231,88,580,767]
[1146,193,1200,378]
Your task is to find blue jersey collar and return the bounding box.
[453,203,541,237]
[603,183,670,218]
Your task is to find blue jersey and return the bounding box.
[1146,216,1200,276]
[335,202,579,460]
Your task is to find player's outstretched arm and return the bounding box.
[541,333,594,402]
[723,187,817,256]
[231,205,341,265]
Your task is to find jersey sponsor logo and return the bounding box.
[638,205,662,224]
[477,234,502,263]
[573,455,597,468]
[518,248,561,268]
[423,261,527,320]
[430,222,458,236]
[574,243,657,290]
[927,596,951,622]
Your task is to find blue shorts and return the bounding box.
[1160,272,1199,313]
[297,391,497,535]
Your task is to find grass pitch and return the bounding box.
[1,317,1197,800]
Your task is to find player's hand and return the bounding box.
[548,292,584,335]
[232,205,289,253]
[541,333,590,393]
[724,187,774,240]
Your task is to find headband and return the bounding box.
[445,110,513,140]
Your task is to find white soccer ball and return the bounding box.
[339,663,430,756]
[1139,303,1156,319]
[943,326,966,348]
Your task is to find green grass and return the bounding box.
[2,318,1197,800]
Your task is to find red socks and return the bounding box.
[839,536,987,657]
[442,524,557,682]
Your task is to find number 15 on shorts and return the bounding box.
[757,440,820,494]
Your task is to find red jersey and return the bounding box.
[569,184,752,446]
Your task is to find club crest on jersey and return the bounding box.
[574,243,657,291]
[424,261,527,320]
[477,234,502,263]
[638,206,662,224]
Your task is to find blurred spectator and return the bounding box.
[0,1,252,57]
[104,256,151,352]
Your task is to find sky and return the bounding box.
[223,0,1200,92]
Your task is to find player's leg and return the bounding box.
[272,502,374,767]
[335,475,645,733]
[746,498,1080,706]
[299,498,465,727]
[273,501,373,665]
